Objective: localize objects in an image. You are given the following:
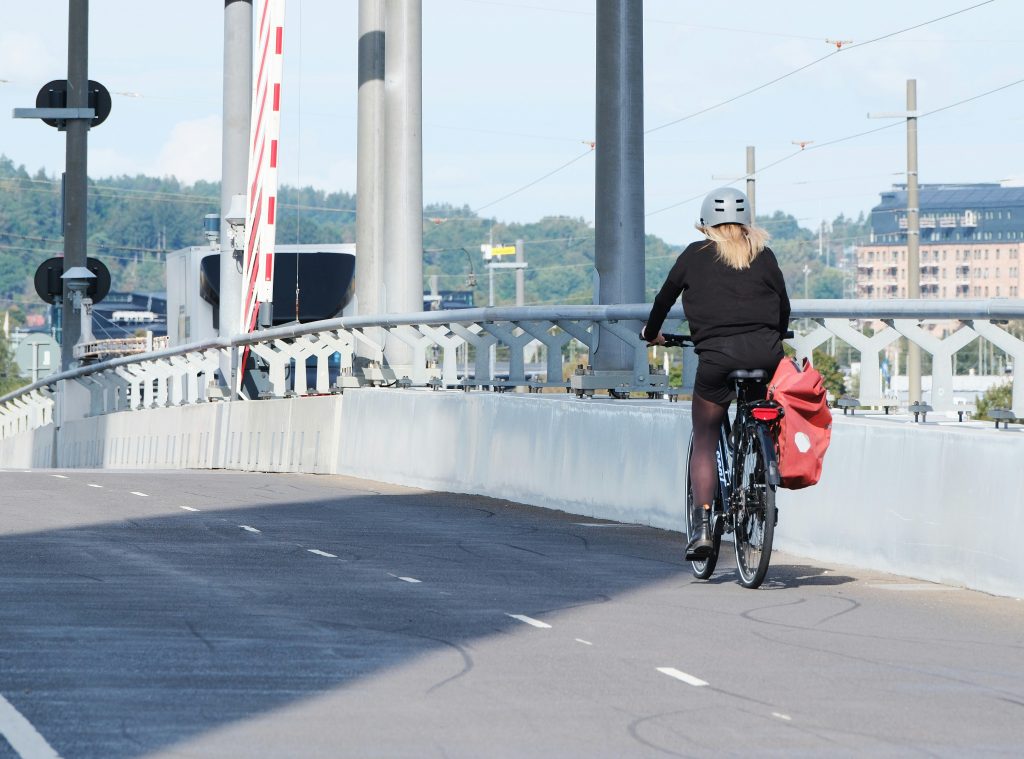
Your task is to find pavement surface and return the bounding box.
[0,468,1022,758]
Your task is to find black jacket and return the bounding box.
[644,240,790,345]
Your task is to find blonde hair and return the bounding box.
[695,223,770,270]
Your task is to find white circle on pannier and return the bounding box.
[794,431,811,453]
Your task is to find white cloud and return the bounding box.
[153,116,222,184]
[0,31,61,85]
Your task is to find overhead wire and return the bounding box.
[440,1,999,224]
[645,0,998,135]
[646,75,1024,218]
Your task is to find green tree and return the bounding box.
[0,331,28,395]
[975,381,1014,421]
[812,349,846,399]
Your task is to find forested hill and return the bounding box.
[0,154,868,323]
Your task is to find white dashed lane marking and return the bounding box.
[130,491,149,497]
[87,484,102,488]
[179,506,199,512]
[0,692,62,759]
[239,525,261,533]
[387,574,421,583]
[307,549,338,558]
[50,475,67,479]
[657,667,708,687]
[575,638,593,646]
[506,614,552,629]
[773,712,793,721]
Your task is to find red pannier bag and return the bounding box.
[767,357,833,489]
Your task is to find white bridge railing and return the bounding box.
[2,299,1022,439]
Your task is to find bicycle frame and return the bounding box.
[711,379,782,537]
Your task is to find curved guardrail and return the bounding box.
[1,299,1022,439]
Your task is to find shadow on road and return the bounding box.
[0,483,701,758]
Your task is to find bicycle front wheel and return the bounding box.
[732,424,776,589]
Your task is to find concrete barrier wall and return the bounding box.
[335,390,691,527]
[4,389,1021,598]
[0,424,54,468]
[779,418,1024,599]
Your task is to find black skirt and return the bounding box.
[693,328,784,405]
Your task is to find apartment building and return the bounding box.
[855,184,1024,299]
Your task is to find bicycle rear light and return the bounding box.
[751,407,781,422]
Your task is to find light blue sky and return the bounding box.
[2,0,1021,246]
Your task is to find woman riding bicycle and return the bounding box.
[641,188,790,561]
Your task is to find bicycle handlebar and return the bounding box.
[657,330,794,348]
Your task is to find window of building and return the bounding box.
[996,286,1001,296]
[985,286,989,296]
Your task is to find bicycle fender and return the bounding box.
[754,423,781,487]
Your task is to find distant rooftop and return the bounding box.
[869,183,1024,243]
[875,183,1024,210]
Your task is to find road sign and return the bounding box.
[34,257,111,304]
[480,244,516,260]
[32,79,111,128]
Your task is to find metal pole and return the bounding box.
[746,145,756,221]
[907,79,921,404]
[220,0,252,387]
[62,0,89,371]
[219,0,252,338]
[356,0,386,361]
[593,0,644,374]
[382,0,423,371]
[515,238,525,306]
[488,262,495,381]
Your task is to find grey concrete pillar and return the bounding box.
[356,0,386,358]
[62,0,89,370]
[593,0,645,373]
[382,0,423,370]
[219,0,253,344]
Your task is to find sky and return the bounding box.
[1,0,1022,247]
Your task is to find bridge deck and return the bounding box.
[1,469,1021,757]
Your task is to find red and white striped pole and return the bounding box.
[241,0,285,337]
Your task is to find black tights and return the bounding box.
[690,394,730,509]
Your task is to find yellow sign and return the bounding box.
[491,245,516,257]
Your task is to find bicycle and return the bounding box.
[661,333,788,589]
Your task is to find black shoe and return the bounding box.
[686,508,713,561]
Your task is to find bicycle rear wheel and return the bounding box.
[685,433,722,579]
[732,424,776,589]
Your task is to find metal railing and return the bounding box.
[2,299,1022,439]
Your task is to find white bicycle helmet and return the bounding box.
[699,187,751,227]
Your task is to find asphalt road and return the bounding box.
[0,468,1021,758]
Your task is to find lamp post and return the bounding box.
[869,79,921,404]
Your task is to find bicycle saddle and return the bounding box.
[727,369,768,381]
